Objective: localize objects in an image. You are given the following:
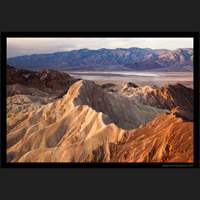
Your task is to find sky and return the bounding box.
[7,37,193,58]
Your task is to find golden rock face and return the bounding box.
[6,66,194,163]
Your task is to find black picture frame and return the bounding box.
[1,32,199,168]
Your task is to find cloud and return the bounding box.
[7,37,193,58]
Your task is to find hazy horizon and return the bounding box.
[7,37,193,58]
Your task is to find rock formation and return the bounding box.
[86,114,193,163]
[121,83,193,120]
[7,65,78,95]
[6,66,194,163]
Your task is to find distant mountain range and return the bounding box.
[7,47,193,71]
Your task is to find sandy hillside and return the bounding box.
[6,66,194,163]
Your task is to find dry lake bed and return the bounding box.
[66,71,193,88]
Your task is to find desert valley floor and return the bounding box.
[6,66,193,163]
[68,71,193,88]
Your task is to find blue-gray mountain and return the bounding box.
[7,47,193,71]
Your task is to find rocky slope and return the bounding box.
[10,113,193,163]
[6,67,194,163]
[7,65,78,95]
[7,48,193,71]
[121,82,193,120]
[7,79,169,162]
[72,80,166,129]
[7,66,79,132]
[85,114,193,163]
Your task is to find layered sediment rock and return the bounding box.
[6,67,194,163]
[121,82,193,120]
